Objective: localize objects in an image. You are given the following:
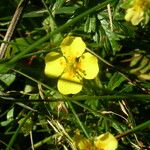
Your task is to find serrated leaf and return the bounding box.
[98,14,123,54]
[56,7,77,14]
[107,72,126,91]
[84,15,96,33]
[18,118,33,136]
[84,16,91,33]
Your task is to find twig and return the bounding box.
[0,0,29,58]
[107,4,113,31]
[30,131,35,150]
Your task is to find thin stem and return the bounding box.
[12,69,54,91]
[1,93,150,103]
[6,109,33,150]
[67,101,89,138]
[30,131,35,150]
[107,4,113,31]
[33,134,60,149]
[72,100,124,127]
[41,0,57,29]
[0,0,29,58]
[116,120,150,140]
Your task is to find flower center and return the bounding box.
[64,56,83,78]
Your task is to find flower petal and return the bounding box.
[57,70,82,95]
[60,36,86,59]
[125,6,144,25]
[131,7,144,25]
[94,133,118,150]
[76,137,94,150]
[78,52,99,79]
[45,52,66,78]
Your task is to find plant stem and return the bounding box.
[67,101,89,138]
[0,0,29,58]
[6,108,33,150]
[116,120,150,140]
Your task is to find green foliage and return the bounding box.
[5,37,35,59]
[18,117,33,136]
[107,72,126,91]
[0,0,150,150]
[0,108,14,126]
[0,73,16,91]
[129,54,150,80]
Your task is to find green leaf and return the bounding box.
[56,6,77,14]
[130,54,142,67]
[140,82,150,89]
[120,0,133,9]
[98,14,123,54]
[118,84,133,94]
[24,84,34,94]
[18,117,33,136]
[0,108,14,126]
[7,107,14,120]
[130,54,150,76]
[29,94,39,100]
[0,73,16,91]
[0,119,13,126]
[84,15,96,33]
[5,37,34,59]
[107,72,126,91]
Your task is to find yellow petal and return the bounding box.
[45,52,66,78]
[74,133,95,150]
[60,36,86,59]
[125,8,135,22]
[78,52,99,79]
[77,138,95,150]
[131,7,144,25]
[94,133,118,150]
[125,6,144,25]
[57,70,82,95]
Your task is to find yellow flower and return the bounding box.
[45,36,99,95]
[76,137,96,150]
[125,5,144,25]
[125,0,150,25]
[74,131,96,150]
[74,132,118,150]
[94,133,118,150]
